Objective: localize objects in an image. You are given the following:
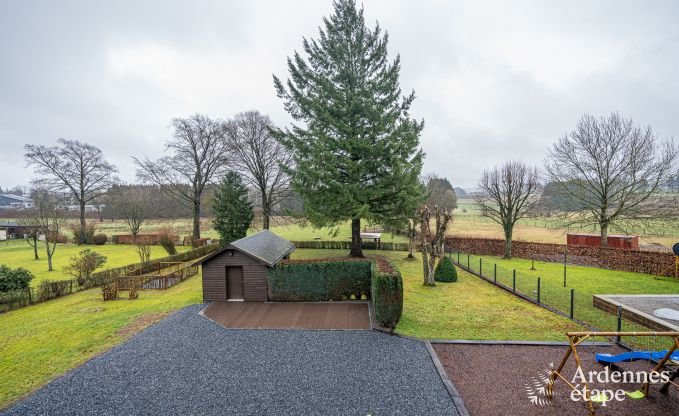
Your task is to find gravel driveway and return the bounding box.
[3,305,459,415]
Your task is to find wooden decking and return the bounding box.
[202,301,371,330]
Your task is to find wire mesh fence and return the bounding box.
[449,249,675,351]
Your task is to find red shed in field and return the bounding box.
[566,233,638,250]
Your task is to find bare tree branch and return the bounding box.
[544,113,679,247]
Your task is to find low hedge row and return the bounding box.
[292,240,409,251]
[370,256,403,330]
[267,256,403,330]
[268,259,371,301]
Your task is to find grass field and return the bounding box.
[451,198,679,248]
[0,247,582,409]
[458,253,679,296]
[0,240,191,286]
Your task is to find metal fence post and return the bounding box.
[457,251,460,263]
[512,270,516,292]
[563,250,567,287]
[494,263,497,282]
[467,254,470,269]
[616,306,623,344]
[537,277,541,303]
[479,258,483,276]
[570,288,575,319]
[27,287,32,304]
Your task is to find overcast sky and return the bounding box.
[1,0,678,190]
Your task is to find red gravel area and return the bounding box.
[434,343,679,416]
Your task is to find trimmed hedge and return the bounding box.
[268,259,371,301]
[370,256,403,330]
[434,256,457,282]
[292,240,409,251]
[267,256,404,330]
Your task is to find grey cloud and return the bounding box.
[1,0,677,190]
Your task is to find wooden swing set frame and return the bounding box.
[547,331,679,416]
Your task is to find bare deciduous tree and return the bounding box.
[105,184,154,236]
[545,113,678,247]
[420,205,452,286]
[226,110,292,229]
[17,208,43,260]
[134,114,230,243]
[32,189,67,271]
[475,161,540,259]
[24,138,118,243]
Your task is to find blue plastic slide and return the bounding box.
[596,350,679,364]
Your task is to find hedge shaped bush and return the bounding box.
[0,265,34,292]
[370,256,403,330]
[268,259,371,301]
[434,256,457,282]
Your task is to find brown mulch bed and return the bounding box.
[434,343,679,416]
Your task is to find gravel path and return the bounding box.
[4,305,458,415]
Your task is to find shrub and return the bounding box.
[70,222,97,244]
[370,256,403,330]
[0,265,34,292]
[64,249,108,287]
[268,259,371,301]
[434,256,457,282]
[157,227,177,255]
[101,280,118,301]
[47,233,69,244]
[0,289,31,312]
[92,233,108,245]
[37,279,71,302]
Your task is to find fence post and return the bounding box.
[537,277,541,303]
[27,287,32,304]
[479,258,483,276]
[494,263,497,282]
[570,288,575,319]
[512,270,516,292]
[70,280,73,293]
[457,251,460,263]
[563,249,567,287]
[467,253,470,269]
[616,306,623,344]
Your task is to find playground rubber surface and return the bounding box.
[434,343,679,416]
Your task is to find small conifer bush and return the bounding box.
[434,256,457,282]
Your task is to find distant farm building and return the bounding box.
[0,194,34,209]
[567,233,639,250]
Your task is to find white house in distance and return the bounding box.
[0,194,34,209]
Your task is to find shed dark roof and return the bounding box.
[194,230,295,267]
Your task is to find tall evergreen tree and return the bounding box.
[212,172,254,245]
[273,0,425,257]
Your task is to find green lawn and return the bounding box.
[291,249,580,340]
[0,247,580,410]
[0,275,202,408]
[0,240,190,286]
[456,252,679,296]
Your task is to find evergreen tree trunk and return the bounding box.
[349,218,363,258]
[192,199,201,244]
[503,226,513,259]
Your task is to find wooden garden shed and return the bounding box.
[195,230,295,302]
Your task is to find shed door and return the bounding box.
[226,266,244,300]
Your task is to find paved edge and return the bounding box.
[424,340,471,416]
[428,339,614,346]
